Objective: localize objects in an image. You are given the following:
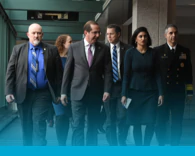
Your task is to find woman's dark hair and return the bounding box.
[131,27,152,47]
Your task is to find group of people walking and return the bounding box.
[5,20,193,146]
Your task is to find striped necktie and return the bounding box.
[30,47,38,89]
[112,45,119,83]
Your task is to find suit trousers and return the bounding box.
[17,88,52,146]
[71,87,102,146]
[156,85,185,146]
[55,114,70,146]
[104,96,129,146]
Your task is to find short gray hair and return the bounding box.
[164,24,178,34]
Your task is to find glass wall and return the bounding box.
[0,3,16,108]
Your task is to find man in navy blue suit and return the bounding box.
[104,24,131,146]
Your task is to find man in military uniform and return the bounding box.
[155,24,193,146]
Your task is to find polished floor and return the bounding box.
[0,118,195,146]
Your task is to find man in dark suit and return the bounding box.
[155,24,193,146]
[5,23,62,146]
[104,24,131,146]
[61,20,112,146]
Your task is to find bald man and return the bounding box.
[5,23,62,146]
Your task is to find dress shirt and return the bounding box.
[167,42,177,52]
[27,42,48,90]
[84,39,95,61]
[110,42,121,79]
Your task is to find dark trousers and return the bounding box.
[98,105,106,131]
[71,88,101,146]
[17,89,52,146]
[133,124,155,146]
[104,97,129,146]
[47,106,54,122]
[55,115,70,146]
[156,86,185,146]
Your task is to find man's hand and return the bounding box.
[158,95,164,106]
[121,96,127,105]
[102,92,110,102]
[61,94,68,106]
[6,94,15,103]
[56,97,61,104]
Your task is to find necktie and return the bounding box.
[112,45,119,83]
[30,48,38,89]
[171,48,175,53]
[88,44,93,67]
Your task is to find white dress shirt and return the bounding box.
[84,39,95,61]
[167,42,177,52]
[110,42,121,79]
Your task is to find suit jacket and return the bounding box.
[107,42,131,97]
[122,47,163,97]
[61,40,112,101]
[155,43,193,94]
[5,42,63,104]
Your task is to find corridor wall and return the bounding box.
[0,3,16,108]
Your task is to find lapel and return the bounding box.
[41,42,48,73]
[165,43,176,67]
[80,40,89,68]
[119,42,125,66]
[91,42,102,68]
[24,43,29,74]
[174,45,181,58]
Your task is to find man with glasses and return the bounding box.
[61,20,112,146]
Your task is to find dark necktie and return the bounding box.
[112,45,119,83]
[30,47,38,89]
[171,48,175,53]
[88,44,93,67]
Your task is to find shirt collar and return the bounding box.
[84,38,94,47]
[29,42,41,50]
[110,41,120,49]
[167,42,177,50]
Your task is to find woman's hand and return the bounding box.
[158,95,164,106]
[121,96,127,105]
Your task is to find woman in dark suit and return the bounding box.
[121,27,163,146]
[53,34,72,146]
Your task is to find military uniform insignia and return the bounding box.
[180,62,184,68]
[161,53,168,58]
[179,53,186,59]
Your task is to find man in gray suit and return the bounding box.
[61,20,112,146]
[5,23,62,146]
[104,24,131,146]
